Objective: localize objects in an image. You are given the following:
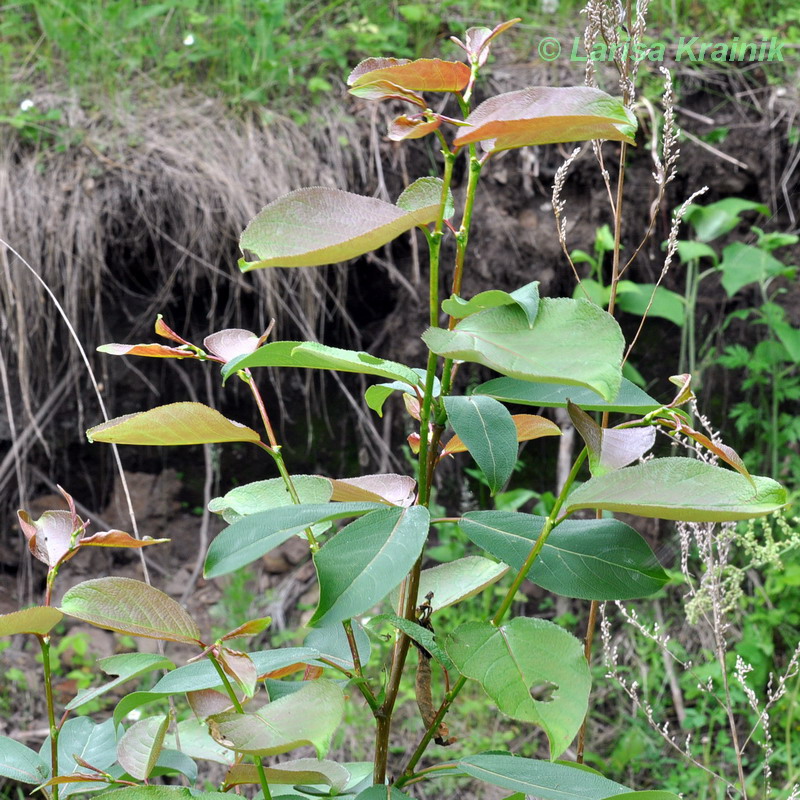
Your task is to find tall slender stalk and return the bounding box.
[208,652,272,800]
[39,635,59,800]
[398,450,587,783]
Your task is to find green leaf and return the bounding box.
[459,754,631,799]
[718,242,793,297]
[60,577,201,644]
[364,369,437,417]
[566,457,787,521]
[164,718,235,765]
[117,715,169,781]
[413,556,509,610]
[204,502,383,579]
[42,717,117,796]
[207,679,344,757]
[368,613,454,670]
[396,176,455,220]
[684,198,768,243]
[208,475,333,524]
[348,57,470,92]
[150,648,320,695]
[0,606,63,637]
[222,340,422,387]
[460,512,668,601]
[567,401,656,476]
[442,281,540,326]
[475,376,659,414]
[151,748,197,783]
[423,298,624,402]
[444,395,518,495]
[0,736,49,784]
[66,653,174,711]
[87,402,260,446]
[615,283,686,327]
[446,618,591,757]
[239,182,449,270]
[675,240,718,264]
[454,87,637,152]
[310,506,430,626]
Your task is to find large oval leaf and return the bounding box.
[87,402,260,446]
[348,57,470,92]
[239,179,448,270]
[60,577,202,644]
[207,679,344,757]
[204,502,383,579]
[444,395,518,495]
[310,506,430,627]
[459,754,631,800]
[454,87,636,152]
[208,475,334,524]
[412,556,509,611]
[460,511,667,600]
[423,298,624,402]
[445,618,591,757]
[475,376,660,414]
[222,340,421,387]
[566,457,787,522]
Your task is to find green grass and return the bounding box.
[4,0,798,116]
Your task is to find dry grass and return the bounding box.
[0,88,391,525]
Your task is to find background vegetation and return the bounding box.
[1,1,799,798]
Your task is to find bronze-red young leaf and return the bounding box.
[454,87,637,152]
[348,57,470,92]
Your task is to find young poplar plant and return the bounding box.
[1,18,788,800]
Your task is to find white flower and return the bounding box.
[183,33,195,46]
[20,99,35,112]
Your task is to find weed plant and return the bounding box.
[0,4,794,800]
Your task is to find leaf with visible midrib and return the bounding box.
[86,402,260,446]
[459,511,668,601]
[458,755,631,800]
[474,376,660,414]
[221,340,422,387]
[60,578,201,644]
[444,395,518,495]
[204,502,384,578]
[208,679,344,757]
[239,179,449,270]
[566,457,787,522]
[454,87,636,152]
[445,618,591,757]
[310,506,430,627]
[423,299,624,402]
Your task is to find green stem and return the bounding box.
[39,636,59,800]
[492,449,586,627]
[399,450,587,780]
[343,620,363,677]
[208,652,272,800]
[247,367,319,551]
